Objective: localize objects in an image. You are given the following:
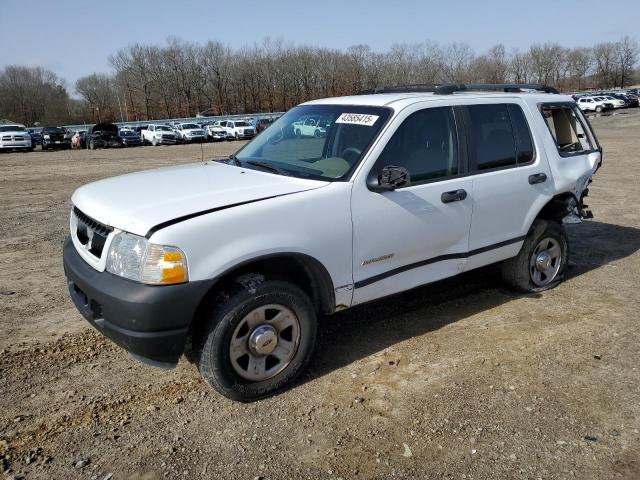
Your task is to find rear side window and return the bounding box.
[541,105,593,155]
[467,103,534,171]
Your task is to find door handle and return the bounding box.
[528,173,547,184]
[441,189,467,203]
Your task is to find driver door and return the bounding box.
[351,105,473,305]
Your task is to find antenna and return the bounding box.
[201,136,205,163]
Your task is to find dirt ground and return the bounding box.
[1,112,639,480]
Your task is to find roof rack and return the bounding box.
[358,83,559,95]
[357,84,443,95]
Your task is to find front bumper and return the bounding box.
[43,139,70,148]
[0,141,32,149]
[63,237,211,366]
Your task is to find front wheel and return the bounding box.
[501,219,569,293]
[196,279,317,402]
[595,105,603,113]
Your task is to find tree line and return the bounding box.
[1,36,638,126]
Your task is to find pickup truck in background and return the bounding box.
[141,124,178,146]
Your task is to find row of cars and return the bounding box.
[572,89,640,113]
[0,116,279,152]
[137,118,264,146]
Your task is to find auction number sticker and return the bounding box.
[335,113,380,126]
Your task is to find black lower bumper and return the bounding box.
[63,237,211,366]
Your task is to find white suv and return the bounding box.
[63,84,602,401]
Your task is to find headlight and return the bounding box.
[44,134,50,139]
[105,232,188,285]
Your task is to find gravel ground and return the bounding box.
[1,112,639,480]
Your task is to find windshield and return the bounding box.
[0,126,26,132]
[156,126,172,131]
[235,104,391,181]
[181,124,199,129]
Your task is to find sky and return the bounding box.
[1,0,637,93]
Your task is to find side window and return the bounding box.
[467,104,517,170]
[541,105,593,155]
[507,104,535,165]
[376,107,458,184]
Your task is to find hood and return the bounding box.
[72,162,328,237]
[90,123,119,134]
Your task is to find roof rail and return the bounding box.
[358,83,559,95]
[357,84,443,95]
[451,83,560,94]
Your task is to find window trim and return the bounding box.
[538,102,600,158]
[367,105,466,189]
[463,102,537,174]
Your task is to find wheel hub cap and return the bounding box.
[535,251,552,271]
[529,237,562,287]
[229,304,301,382]
[248,325,278,356]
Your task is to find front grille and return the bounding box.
[13,136,24,141]
[73,207,113,258]
[1,136,10,141]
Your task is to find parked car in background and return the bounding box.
[119,129,142,147]
[0,124,33,152]
[42,126,71,150]
[576,96,612,113]
[174,123,206,143]
[609,93,637,108]
[141,124,178,146]
[215,119,256,140]
[292,116,329,137]
[205,124,227,142]
[28,128,43,148]
[600,95,625,109]
[87,123,123,150]
[72,130,88,149]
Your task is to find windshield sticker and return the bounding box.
[335,113,380,126]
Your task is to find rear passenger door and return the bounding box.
[462,101,553,271]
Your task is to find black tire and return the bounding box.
[500,219,569,293]
[595,105,603,113]
[89,140,95,150]
[196,278,317,402]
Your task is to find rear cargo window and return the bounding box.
[541,105,593,155]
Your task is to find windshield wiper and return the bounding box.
[245,159,289,176]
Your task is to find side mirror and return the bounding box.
[368,165,411,192]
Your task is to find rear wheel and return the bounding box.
[500,219,569,293]
[196,278,317,402]
[89,140,95,150]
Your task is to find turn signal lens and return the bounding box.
[142,244,189,285]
